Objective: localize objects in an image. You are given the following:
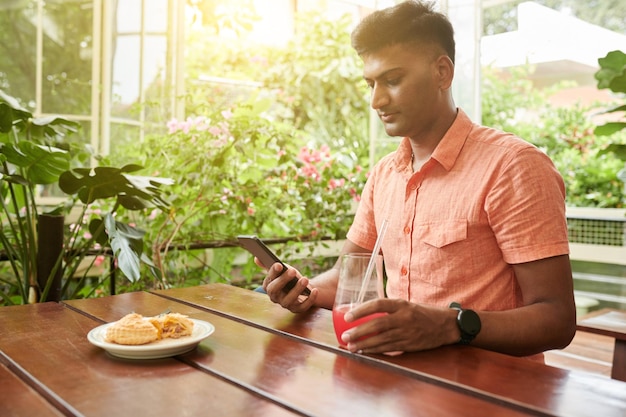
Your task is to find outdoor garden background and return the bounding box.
[1,0,625,308]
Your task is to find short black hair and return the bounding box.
[351,0,455,64]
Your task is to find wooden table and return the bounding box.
[577,308,626,382]
[1,284,625,416]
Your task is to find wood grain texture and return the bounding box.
[2,285,624,416]
[65,292,529,416]
[0,362,65,417]
[577,308,626,381]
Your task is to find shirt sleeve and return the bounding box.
[486,147,570,264]
[346,167,379,251]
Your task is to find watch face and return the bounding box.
[460,310,481,335]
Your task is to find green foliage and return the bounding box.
[110,96,366,286]
[104,10,370,287]
[481,66,625,208]
[1,90,170,304]
[594,50,626,156]
[260,12,370,160]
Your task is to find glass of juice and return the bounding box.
[332,253,385,348]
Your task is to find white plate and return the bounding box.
[87,318,215,360]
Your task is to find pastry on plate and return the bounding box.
[104,312,195,345]
[150,313,194,339]
[105,313,159,345]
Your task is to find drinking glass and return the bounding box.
[332,253,385,347]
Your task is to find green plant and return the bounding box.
[0,90,171,304]
[594,50,626,199]
[595,50,626,157]
[260,12,369,159]
[481,65,625,208]
[109,96,366,287]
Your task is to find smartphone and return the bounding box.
[237,235,311,296]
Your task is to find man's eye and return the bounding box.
[386,78,400,86]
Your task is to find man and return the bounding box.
[261,0,576,359]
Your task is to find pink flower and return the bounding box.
[167,119,179,134]
[94,255,105,267]
[328,178,345,190]
[249,56,268,66]
[301,164,320,180]
[247,206,255,215]
[349,188,361,202]
[181,120,191,134]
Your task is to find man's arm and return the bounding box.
[471,254,577,356]
[341,254,576,357]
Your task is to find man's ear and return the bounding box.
[435,55,454,90]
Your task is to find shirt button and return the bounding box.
[401,266,408,276]
[404,226,411,234]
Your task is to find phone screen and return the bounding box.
[237,235,311,296]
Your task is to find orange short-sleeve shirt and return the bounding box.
[347,109,570,311]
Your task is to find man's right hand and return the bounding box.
[262,262,318,313]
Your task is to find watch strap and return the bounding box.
[449,302,481,345]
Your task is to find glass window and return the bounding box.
[41,0,94,115]
[116,0,142,33]
[109,122,141,151]
[111,35,141,119]
[0,1,37,108]
[145,0,168,32]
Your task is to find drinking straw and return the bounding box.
[357,218,389,304]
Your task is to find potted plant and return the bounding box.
[1,89,172,304]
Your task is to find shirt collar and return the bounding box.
[393,109,474,172]
[431,109,473,171]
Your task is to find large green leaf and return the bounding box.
[0,90,79,145]
[598,144,626,161]
[594,122,626,137]
[595,50,626,93]
[58,165,173,209]
[103,213,144,282]
[30,115,80,143]
[1,142,70,184]
[0,90,31,134]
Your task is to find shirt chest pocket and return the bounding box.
[416,219,470,288]
[419,219,468,248]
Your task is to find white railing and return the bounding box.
[567,207,626,266]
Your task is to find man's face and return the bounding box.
[362,43,444,139]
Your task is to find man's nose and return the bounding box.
[370,85,389,110]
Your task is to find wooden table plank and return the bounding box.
[150,283,626,417]
[0,362,65,417]
[577,308,626,381]
[0,302,299,417]
[65,292,532,417]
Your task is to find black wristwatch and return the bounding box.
[449,302,481,345]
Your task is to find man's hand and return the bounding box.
[339,299,459,354]
[262,262,318,313]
